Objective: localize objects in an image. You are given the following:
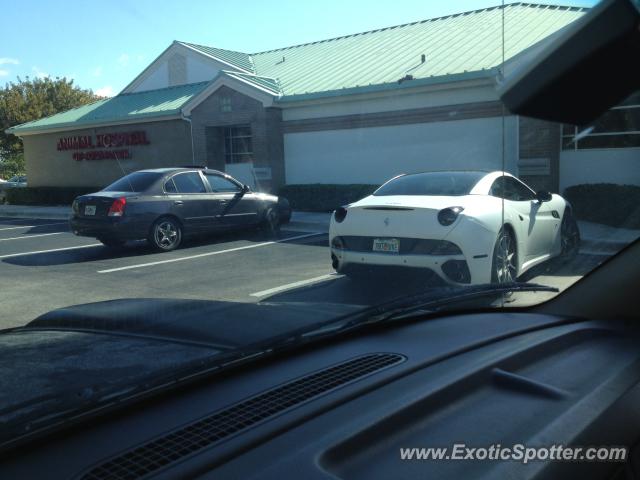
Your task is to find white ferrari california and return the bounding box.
[329,171,580,285]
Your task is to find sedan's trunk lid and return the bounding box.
[74,192,133,218]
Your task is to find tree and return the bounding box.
[0,76,101,160]
[0,152,24,180]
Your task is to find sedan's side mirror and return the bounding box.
[536,190,552,202]
[242,184,251,193]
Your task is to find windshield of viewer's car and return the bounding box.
[2,0,640,444]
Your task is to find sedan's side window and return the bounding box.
[164,179,177,193]
[172,172,207,194]
[205,174,241,193]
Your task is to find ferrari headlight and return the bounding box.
[438,206,464,226]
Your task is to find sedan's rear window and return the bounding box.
[103,172,162,192]
[373,171,486,196]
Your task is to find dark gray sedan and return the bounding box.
[70,168,291,251]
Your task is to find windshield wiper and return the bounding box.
[296,282,559,342]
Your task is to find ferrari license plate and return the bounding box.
[84,205,96,216]
[372,238,399,253]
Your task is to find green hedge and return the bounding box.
[278,184,379,211]
[4,187,103,206]
[563,183,640,229]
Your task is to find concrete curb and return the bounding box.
[0,206,70,220]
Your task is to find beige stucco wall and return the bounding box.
[22,119,192,187]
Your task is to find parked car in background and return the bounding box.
[0,175,27,203]
[4,175,27,188]
[330,170,580,285]
[70,167,291,250]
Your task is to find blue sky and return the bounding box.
[1,0,596,97]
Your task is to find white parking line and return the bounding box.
[0,243,102,259]
[0,232,67,242]
[250,273,342,298]
[97,232,324,274]
[0,222,67,231]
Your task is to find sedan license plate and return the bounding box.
[373,238,399,253]
[84,205,96,216]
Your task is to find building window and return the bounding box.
[562,91,640,150]
[224,125,253,164]
[220,96,232,113]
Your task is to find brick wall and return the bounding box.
[518,115,561,193]
[190,86,285,192]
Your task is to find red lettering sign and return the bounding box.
[57,130,150,160]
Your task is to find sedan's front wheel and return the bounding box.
[260,207,280,235]
[149,217,182,252]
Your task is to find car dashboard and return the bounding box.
[2,310,640,480]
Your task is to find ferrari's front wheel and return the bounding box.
[491,229,517,284]
[559,210,580,260]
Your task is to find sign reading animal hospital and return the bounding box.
[56,131,150,161]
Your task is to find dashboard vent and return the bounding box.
[80,353,405,480]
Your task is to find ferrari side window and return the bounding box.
[490,177,509,199]
[505,177,536,201]
[510,179,537,201]
[491,177,534,202]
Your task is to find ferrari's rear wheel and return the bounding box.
[560,210,580,260]
[492,229,517,284]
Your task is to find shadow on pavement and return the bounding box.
[261,268,450,308]
[519,253,605,281]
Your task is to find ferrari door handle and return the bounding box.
[174,201,184,206]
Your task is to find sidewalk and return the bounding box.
[578,220,639,254]
[0,204,637,251]
[284,211,332,232]
[0,204,71,220]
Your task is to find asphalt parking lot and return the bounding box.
[0,216,611,329]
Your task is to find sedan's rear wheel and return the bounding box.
[149,217,182,252]
[492,229,517,284]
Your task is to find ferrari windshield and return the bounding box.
[373,172,486,196]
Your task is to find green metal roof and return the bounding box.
[7,82,210,134]
[7,3,588,135]
[223,71,281,95]
[250,3,587,96]
[178,41,255,73]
